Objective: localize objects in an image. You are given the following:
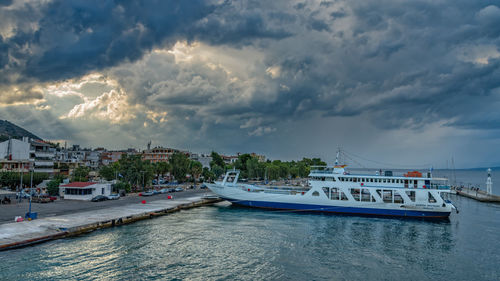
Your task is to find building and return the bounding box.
[190,153,212,169]
[0,137,31,172]
[222,155,239,165]
[30,139,55,173]
[142,147,179,163]
[59,182,112,200]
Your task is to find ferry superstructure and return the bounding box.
[207,164,456,219]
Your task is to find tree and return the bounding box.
[210,151,225,169]
[117,154,154,191]
[99,165,116,181]
[202,167,215,182]
[46,180,60,196]
[72,166,90,182]
[190,161,203,187]
[211,164,224,179]
[169,152,191,182]
[114,181,131,193]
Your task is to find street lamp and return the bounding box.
[27,167,34,218]
[141,171,145,191]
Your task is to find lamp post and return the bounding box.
[141,171,145,191]
[28,167,33,216]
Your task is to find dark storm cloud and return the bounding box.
[2,0,500,163]
[0,0,294,85]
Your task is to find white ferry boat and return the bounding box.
[207,157,456,219]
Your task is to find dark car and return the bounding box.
[91,195,108,202]
[200,184,208,189]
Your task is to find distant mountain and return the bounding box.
[0,120,42,142]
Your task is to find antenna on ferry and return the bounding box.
[335,148,340,166]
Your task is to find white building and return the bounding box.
[30,140,55,173]
[0,138,32,172]
[59,182,112,200]
[190,153,212,169]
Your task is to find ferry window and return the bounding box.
[370,178,373,182]
[350,188,361,201]
[406,191,415,202]
[331,188,339,200]
[340,191,348,200]
[392,179,395,183]
[361,189,371,202]
[312,191,320,197]
[353,178,357,182]
[383,190,393,203]
[383,179,386,183]
[428,193,437,203]
[404,180,409,188]
[414,181,418,188]
[322,187,330,198]
[332,177,336,182]
[394,191,403,203]
[376,189,382,198]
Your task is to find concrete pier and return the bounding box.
[455,187,500,202]
[0,195,221,251]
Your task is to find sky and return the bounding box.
[1,0,500,168]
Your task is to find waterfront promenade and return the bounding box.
[0,189,219,250]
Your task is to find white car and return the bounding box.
[106,194,120,200]
[174,187,184,192]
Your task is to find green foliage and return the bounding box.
[202,167,215,182]
[190,160,203,186]
[0,172,49,189]
[211,165,224,179]
[99,165,116,181]
[169,152,191,182]
[210,151,225,169]
[114,181,131,193]
[117,154,154,190]
[46,180,60,196]
[72,166,90,182]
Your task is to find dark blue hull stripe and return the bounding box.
[223,198,450,218]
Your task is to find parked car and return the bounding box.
[91,195,108,202]
[140,191,154,196]
[152,189,160,195]
[106,194,120,200]
[174,187,184,192]
[200,184,208,189]
[159,188,169,194]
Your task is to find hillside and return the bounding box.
[0,120,42,142]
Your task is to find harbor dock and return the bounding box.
[455,187,500,202]
[0,195,221,251]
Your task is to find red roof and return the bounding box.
[61,182,97,188]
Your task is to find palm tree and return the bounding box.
[190,161,203,188]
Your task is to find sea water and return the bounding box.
[1,170,499,281]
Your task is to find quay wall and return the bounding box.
[0,196,221,251]
[455,187,500,202]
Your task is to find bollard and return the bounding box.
[141,200,146,204]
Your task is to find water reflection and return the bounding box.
[0,199,498,281]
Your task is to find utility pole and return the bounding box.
[28,167,33,217]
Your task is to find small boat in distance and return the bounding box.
[207,154,457,219]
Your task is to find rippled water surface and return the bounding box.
[1,171,500,280]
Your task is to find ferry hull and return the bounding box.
[223,198,451,219]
